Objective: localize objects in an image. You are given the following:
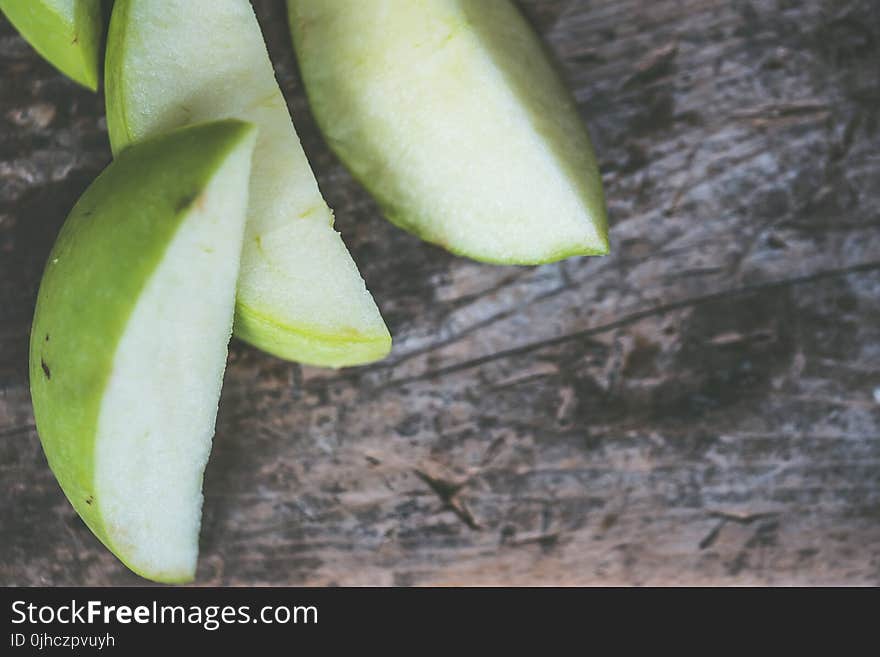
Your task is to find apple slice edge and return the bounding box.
[30,120,258,583]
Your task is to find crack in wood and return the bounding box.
[414,469,481,531]
[385,262,880,386]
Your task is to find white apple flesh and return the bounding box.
[289,0,609,264]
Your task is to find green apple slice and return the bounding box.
[0,0,102,90]
[289,0,609,265]
[105,0,391,367]
[29,120,257,583]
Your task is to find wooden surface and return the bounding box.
[2,0,880,586]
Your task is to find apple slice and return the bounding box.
[105,0,391,367]
[0,0,103,90]
[29,120,257,583]
[289,0,609,265]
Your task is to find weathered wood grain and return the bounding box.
[2,0,879,586]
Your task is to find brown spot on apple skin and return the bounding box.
[41,359,51,380]
[175,192,206,214]
[44,334,50,342]
[85,495,94,506]
[175,194,196,213]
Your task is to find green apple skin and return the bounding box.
[231,305,391,368]
[29,120,257,583]
[105,0,392,368]
[0,0,102,90]
[289,0,609,265]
